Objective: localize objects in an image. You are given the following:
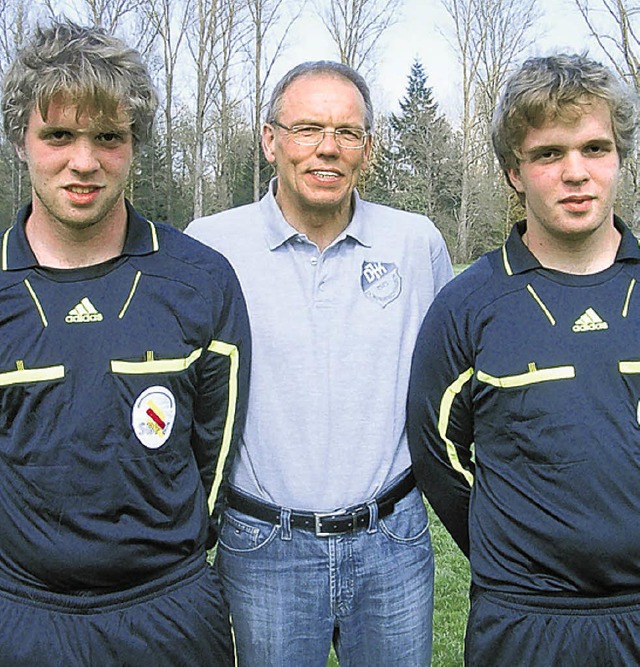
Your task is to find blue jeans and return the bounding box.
[217,486,434,666]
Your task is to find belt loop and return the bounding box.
[366,499,378,534]
[280,507,292,541]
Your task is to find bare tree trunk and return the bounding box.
[252,1,263,202]
[442,0,538,262]
[140,0,190,223]
[245,0,302,202]
[0,0,29,219]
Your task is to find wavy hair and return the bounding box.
[492,53,637,180]
[2,19,158,150]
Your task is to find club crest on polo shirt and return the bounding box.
[132,385,176,449]
[361,261,402,308]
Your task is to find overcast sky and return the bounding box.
[273,0,598,119]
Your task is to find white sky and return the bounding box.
[272,0,599,120]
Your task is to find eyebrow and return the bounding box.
[286,118,365,128]
[524,136,616,157]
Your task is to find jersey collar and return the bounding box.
[1,199,158,271]
[501,216,640,276]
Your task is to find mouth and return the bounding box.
[66,185,101,194]
[560,195,594,204]
[559,195,595,212]
[309,169,342,181]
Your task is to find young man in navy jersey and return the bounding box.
[408,53,640,666]
[0,20,249,665]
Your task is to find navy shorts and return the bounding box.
[466,587,640,666]
[0,555,233,667]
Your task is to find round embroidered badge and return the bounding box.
[132,385,176,449]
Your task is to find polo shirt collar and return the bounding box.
[501,216,640,276]
[1,199,158,271]
[260,178,370,250]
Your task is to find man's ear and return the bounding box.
[14,144,26,161]
[361,134,373,170]
[507,167,525,194]
[261,123,277,165]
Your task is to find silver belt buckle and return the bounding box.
[314,508,366,536]
[314,511,340,537]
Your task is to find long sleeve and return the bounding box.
[407,290,475,556]
[191,261,251,547]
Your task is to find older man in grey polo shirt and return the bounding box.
[186,60,453,667]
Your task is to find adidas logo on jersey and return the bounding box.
[65,297,103,323]
[572,308,608,332]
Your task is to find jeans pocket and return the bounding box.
[379,488,431,544]
[218,508,279,553]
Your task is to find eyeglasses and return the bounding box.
[272,121,368,149]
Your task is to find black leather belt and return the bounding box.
[225,472,415,537]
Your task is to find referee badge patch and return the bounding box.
[361,260,402,308]
[132,385,176,449]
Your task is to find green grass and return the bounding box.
[453,263,471,276]
[326,503,469,666]
[429,505,470,666]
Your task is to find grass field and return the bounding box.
[326,502,470,666]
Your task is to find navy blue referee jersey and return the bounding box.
[0,201,250,592]
[408,217,640,595]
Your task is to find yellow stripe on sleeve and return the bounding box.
[438,367,475,487]
[207,340,240,513]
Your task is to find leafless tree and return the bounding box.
[139,0,191,223]
[0,0,31,220]
[573,0,640,229]
[315,0,403,71]
[441,0,538,262]
[573,0,639,88]
[245,0,303,201]
[65,0,140,34]
[188,0,248,217]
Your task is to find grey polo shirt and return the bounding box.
[186,181,453,511]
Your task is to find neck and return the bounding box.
[26,201,128,269]
[275,192,353,252]
[523,221,621,275]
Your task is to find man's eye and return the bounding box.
[99,132,125,144]
[292,126,322,138]
[336,128,364,141]
[45,130,71,142]
[585,144,607,155]
[533,149,560,162]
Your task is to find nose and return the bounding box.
[316,129,340,156]
[562,151,589,184]
[68,138,100,173]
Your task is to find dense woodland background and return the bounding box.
[0,0,638,263]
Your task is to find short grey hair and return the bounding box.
[2,19,158,150]
[266,61,374,131]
